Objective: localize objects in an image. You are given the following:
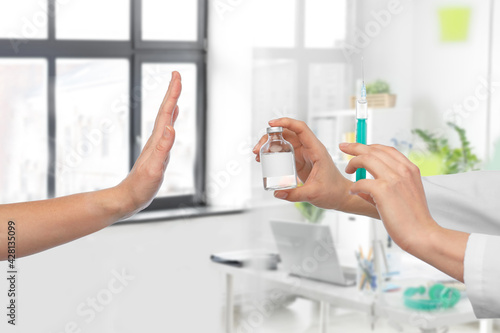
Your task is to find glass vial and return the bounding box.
[260,127,298,191]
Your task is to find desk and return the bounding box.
[212,262,491,333]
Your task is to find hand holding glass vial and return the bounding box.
[260,127,298,191]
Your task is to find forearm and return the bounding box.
[336,178,467,281]
[408,224,469,282]
[0,186,130,260]
[341,188,468,282]
[340,194,380,219]
[342,192,468,282]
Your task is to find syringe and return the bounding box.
[356,59,368,181]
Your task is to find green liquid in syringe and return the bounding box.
[356,118,367,181]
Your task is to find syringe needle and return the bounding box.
[361,56,365,83]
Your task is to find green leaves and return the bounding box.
[412,123,481,175]
[294,201,325,224]
[365,80,391,94]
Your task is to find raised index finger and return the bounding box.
[339,142,371,157]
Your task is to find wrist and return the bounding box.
[95,185,136,224]
[111,183,141,220]
[427,225,469,263]
[406,218,468,282]
[335,177,354,211]
[336,178,380,219]
[405,217,442,257]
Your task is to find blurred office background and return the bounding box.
[0,0,499,332]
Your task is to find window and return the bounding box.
[0,1,49,39]
[0,59,48,203]
[56,0,130,40]
[0,0,207,212]
[142,0,198,42]
[55,59,130,196]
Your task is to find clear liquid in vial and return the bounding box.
[261,152,297,191]
[263,174,297,191]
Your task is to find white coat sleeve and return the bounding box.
[422,171,500,318]
[422,171,500,235]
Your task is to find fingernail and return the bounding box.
[269,119,278,124]
[164,126,172,138]
[252,145,258,152]
[339,143,349,149]
[274,191,288,199]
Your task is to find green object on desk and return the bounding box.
[404,284,461,311]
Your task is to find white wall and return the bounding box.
[412,0,491,159]
[360,0,493,161]
[206,0,254,208]
[489,1,500,167]
[359,0,495,162]
[358,0,414,109]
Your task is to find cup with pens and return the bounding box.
[356,246,376,293]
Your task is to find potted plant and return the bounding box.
[295,201,325,224]
[350,79,397,109]
[409,122,481,176]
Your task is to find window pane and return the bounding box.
[56,59,129,196]
[0,59,48,204]
[305,0,346,48]
[252,0,296,48]
[56,0,129,40]
[142,63,197,197]
[0,0,48,39]
[142,0,198,42]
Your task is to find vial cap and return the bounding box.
[267,127,283,134]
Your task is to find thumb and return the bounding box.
[274,185,314,203]
[357,192,376,206]
[152,126,176,168]
[350,179,377,206]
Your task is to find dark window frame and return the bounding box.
[0,0,208,211]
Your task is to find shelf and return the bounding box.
[309,107,409,120]
[309,109,355,119]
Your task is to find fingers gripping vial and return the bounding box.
[260,127,298,191]
[356,58,368,181]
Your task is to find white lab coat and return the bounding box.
[423,171,500,318]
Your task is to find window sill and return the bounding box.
[115,205,246,224]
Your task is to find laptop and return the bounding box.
[270,220,356,286]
